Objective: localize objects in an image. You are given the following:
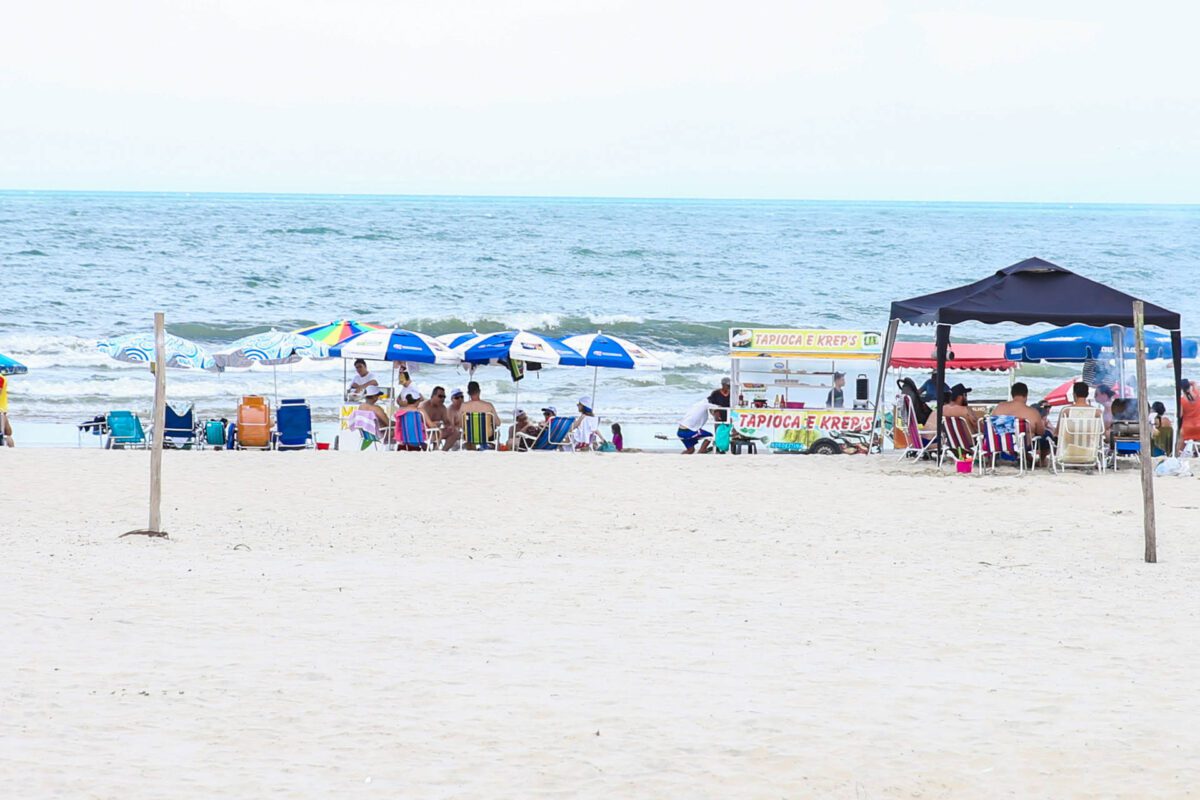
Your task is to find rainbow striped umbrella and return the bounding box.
[294,320,385,347]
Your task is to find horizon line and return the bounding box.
[1,188,1197,208]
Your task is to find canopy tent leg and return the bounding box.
[934,323,951,460]
[1111,325,1126,398]
[1171,329,1184,445]
[869,319,900,453]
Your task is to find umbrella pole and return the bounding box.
[513,377,520,453]
[273,364,279,406]
[591,366,599,412]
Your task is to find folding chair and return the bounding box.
[163,404,197,449]
[236,396,272,450]
[462,411,499,450]
[276,398,315,451]
[393,410,435,451]
[1049,406,1105,474]
[976,415,1030,474]
[938,415,978,468]
[105,410,147,449]
[346,408,383,450]
[896,395,935,460]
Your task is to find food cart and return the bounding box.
[728,328,882,454]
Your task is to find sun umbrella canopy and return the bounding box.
[215,330,330,369]
[1005,324,1198,363]
[561,332,662,370]
[0,352,28,376]
[455,330,586,366]
[294,320,385,347]
[331,328,461,364]
[97,332,216,370]
[436,331,485,350]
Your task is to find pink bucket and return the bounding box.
[955,460,973,474]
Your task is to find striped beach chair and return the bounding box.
[976,415,1030,474]
[938,414,978,468]
[462,411,498,450]
[1049,406,1105,473]
[393,410,434,451]
[896,395,935,460]
[346,408,383,450]
[516,415,576,451]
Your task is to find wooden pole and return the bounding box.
[149,312,167,532]
[122,312,168,538]
[1133,301,1156,563]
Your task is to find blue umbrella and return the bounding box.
[98,332,216,370]
[1005,324,1197,362]
[455,330,586,367]
[331,328,461,365]
[214,330,329,369]
[0,352,28,376]
[562,331,663,409]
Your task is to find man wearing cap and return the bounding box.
[507,408,541,449]
[941,383,980,436]
[540,406,557,425]
[446,389,465,445]
[357,385,390,431]
[707,378,731,423]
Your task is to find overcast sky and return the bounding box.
[1,1,1197,202]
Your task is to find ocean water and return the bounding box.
[1,192,1197,445]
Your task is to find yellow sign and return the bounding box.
[729,328,882,355]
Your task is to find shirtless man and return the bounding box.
[461,381,499,448]
[940,383,980,435]
[419,386,460,450]
[992,382,1045,436]
[507,409,541,449]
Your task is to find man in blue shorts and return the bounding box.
[677,398,713,454]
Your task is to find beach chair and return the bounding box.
[236,395,272,450]
[515,415,573,451]
[163,404,197,449]
[976,415,1030,474]
[393,410,435,451]
[462,411,499,450]
[1109,420,1141,471]
[275,399,314,451]
[1049,406,1105,474]
[896,395,935,460]
[346,408,383,450]
[77,414,108,447]
[938,415,978,468]
[105,410,147,449]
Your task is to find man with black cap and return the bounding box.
[707,377,731,423]
[941,382,979,435]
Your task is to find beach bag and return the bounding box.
[1155,458,1193,478]
[204,420,226,446]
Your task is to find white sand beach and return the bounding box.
[3,450,1199,798]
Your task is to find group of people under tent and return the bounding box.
[908,374,1200,460]
[346,358,623,452]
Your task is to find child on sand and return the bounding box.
[611,423,623,452]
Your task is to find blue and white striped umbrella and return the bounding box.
[561,332,663,371]
[0,352,28,376]
[97,332,216,370]
[331,328,461,364]
[214,330,330,369]
[436,331,485,350]
[455,330,586,366]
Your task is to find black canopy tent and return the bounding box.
[871,258,1185,453]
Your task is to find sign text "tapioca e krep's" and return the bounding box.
[735,411,874,432]
[728,328,883,354]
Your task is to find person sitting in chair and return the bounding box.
[347,359,379,401]
[358,386,390,431]
[992,382,1046,437]
[940,383,979,435]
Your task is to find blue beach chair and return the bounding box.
[164,404,197,448]
[518,415,575,451]
[275,399,315,451]
[105,410,147,449]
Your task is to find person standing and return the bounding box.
[396,369,423,406]
[707,378,731,422]
[826,372,846,408]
